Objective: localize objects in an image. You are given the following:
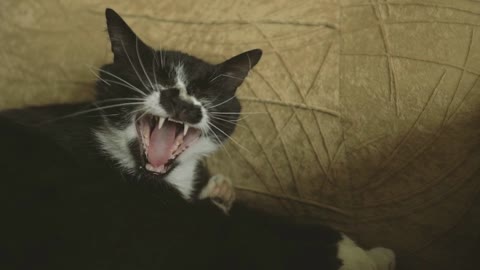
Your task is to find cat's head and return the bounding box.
[94,9,261,186]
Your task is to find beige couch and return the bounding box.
[1,1,479,269]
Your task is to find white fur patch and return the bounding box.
[94,121,137,172]
[337,234,395,270]
[166,137,218,199]
[165,159,198,199]
[176,136,218,164]
[337,234,377,270]
[144,91,167,116]
[175,64,188,97]
[190,98,210,132]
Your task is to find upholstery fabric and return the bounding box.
[1,1,479,269]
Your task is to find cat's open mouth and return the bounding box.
[136,114,201,174]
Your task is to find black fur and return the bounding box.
[0,9,344,270]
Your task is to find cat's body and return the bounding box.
[0,9,395,270]
[0,107,344,270]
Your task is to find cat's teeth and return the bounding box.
[158,117,166,129]
[146,163,165,173]
[183,124,189,136]
[146,164,154,171]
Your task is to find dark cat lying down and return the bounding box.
[0,8,395,270]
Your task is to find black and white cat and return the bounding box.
[0,8,395,270]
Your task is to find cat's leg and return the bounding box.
[199,174,235,214]
[337,234,395,270]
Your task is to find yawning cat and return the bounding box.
[0,8,395,270]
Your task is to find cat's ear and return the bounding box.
[105,8,151,62]
[214,49,263,89]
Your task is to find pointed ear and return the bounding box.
[214,49,263,89]
[105,8,151,62]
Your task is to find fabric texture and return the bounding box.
[1,0,479,269]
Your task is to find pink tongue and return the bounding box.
[147,121,176,167]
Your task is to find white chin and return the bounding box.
[176,136,219,163]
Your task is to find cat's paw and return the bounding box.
[199,174,235,214]
[338,235,395,270]
[367,247,395,270]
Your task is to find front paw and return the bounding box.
[199,174,235,214]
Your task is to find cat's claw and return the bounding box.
[199,174,235,214]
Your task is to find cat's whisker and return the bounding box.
[236,115,250,121]
[159,49,165,69]
[208,122,251,154]
[135,37,156,92]
[209,115,247,130]
[121,40,151,92]
[40,102,145,124]
[152,49,160,89]
[89,68,111,86]
[125,105,147,117]
[103,79,147,96]
[95,97,145,103]
[98,113,122,117]
[94,67,147,97]
[199,98,216,109]
[209,115,240,122]
[134,110,150,123]
[209,73,243,83]
[204,124,232,160]
[205,95,236,109]
[210,111,267,115]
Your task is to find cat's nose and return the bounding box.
[159,88,203,124]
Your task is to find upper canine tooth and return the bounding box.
[183,124,189,136]
[158,117,166,129]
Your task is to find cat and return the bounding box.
[0,8,395,270]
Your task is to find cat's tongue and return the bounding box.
[147,121,176,167]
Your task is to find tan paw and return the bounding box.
[199,174,235,214]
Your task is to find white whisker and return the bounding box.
[103,79,147,96]
[205,124,231,160]
[205,95,236,109]
[40,102,145,124]
[209,73,243,83]
[135,37,155,91]
[159,49,165,68]
[209,122,251,154]
[210,112,266,115]
[209,115,247,129]
[152,49,160,89]
[236,115,250,121]
[94,67,147,97]
[121,40,150,92]
[89,68,111,86]
[135,110,150,122]
[95,97,145,103]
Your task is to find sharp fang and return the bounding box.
[183,124,189,136]
[158,117,166,129]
